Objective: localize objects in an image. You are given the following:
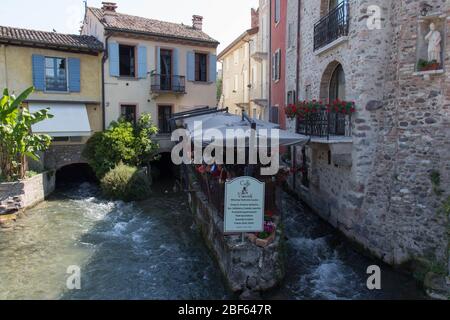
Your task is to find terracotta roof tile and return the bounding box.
[0,26,104,52]
[89,7,219,46]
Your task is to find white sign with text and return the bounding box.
[224,177,265,234]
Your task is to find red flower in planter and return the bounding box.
[265,210,274,218]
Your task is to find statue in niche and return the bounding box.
[425,22,442,64]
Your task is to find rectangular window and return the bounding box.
[158,105,172,134]
[275,0,281,23]
[287,90,296,105]
[195,53,208,82]
[270,106,279,124]
[305,85,312,101]
[234,75,239,92]
[234,50,239,65]
[288,22,295,48]
[45,57,67,91]
[120,105,137,125]
[119,44,136,77]
[272,49,281,81]
[160,49,173,90]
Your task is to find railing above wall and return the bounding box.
[296,110,352,140]
[151,74,186,94]
[314,0,350,51]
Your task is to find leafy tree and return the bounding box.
[0,87,53,181]
[83,113,159,178]
[216,77,223,103]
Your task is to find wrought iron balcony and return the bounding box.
[296,109,352,140]
[314,0,350,51]
[151,74,186,94]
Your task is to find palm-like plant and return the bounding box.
[0,87,53,181]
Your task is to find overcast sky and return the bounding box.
[0,0,259,53]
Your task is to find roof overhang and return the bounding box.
[218,27,259,60]
[0,38,103,55]
[105,28,219,48]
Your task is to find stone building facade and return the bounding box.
[289,0,450,277]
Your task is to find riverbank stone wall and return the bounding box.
[185,168,285,299]
[0,171,55,228]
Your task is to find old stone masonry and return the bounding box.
[290,0,450,286]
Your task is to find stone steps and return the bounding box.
[0,196,22,216]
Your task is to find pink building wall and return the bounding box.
[270,0,287,129]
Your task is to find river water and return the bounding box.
[0,181,426,300]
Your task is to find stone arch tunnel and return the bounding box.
[55,163,97,188]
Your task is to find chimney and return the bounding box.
[192,15,203,31]
[251,8,259,29]
[102,2,117,13]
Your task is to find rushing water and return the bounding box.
[0,181,426,300]
[269,193,427,300]
[0,182,229,300]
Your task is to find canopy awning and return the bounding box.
[29,103,92,137]
[181,112,309,148]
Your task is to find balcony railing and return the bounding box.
[151,74,186,93]
[314,0,350,51]
[296,110,352,140]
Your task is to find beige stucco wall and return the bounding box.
[103,35,217,128]
[220,33,264,119]
[0,45,102,103]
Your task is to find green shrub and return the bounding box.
[100,163,152,202]
[83,114,159,179]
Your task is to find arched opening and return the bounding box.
[319,61,346,101]
[319,61,349,136]
[149,152,179,193]
[320,0,345,16]
[56,163,97,188]
[329,63,346,101]
[150,153,177,180]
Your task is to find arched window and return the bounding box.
[329,64,345,101]
[329,0,344,11]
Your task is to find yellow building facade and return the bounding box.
[0,26,104,169]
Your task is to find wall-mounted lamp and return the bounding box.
[420,2,433,16]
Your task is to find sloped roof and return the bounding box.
[218,27,258,60]
[89,7,219,46]
[0,25,103,52]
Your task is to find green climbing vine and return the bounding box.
[430,170,444,196]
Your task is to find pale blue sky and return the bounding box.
[0,0,259,52]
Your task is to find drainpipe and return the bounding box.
[268,0,273,122]
[292,0,302,191]
[101,35,111,131]
[2,45,8,89]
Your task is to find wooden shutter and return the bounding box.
[156,46,161,74]
[108,42,120,77]
[32,54,45,91]
[208,54,217,82]
[68,58,81,92]
[137,45,148,79]
[172,48,179,76]
[187,51,195,81]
